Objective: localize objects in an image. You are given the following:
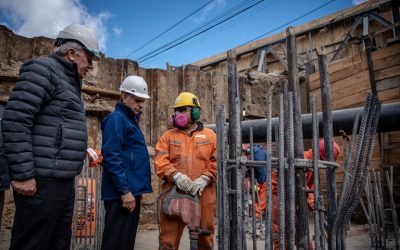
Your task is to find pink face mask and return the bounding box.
[169,113,189,127]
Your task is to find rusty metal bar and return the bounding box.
[265,90,273,250]
[311,95,322,250]
[217,104,229,250]
[278,93,286,250]
[227,49,241,250]
[249,127,257,250]
[287,26,308,250]
[317,51,337,247]
[286,92,296,249]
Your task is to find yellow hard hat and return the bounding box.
[173,92,201,109]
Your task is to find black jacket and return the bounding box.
[1,55,88,180]
[0,105,10,190]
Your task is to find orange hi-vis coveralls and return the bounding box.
[155,123,217,250]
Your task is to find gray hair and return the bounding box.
[120,91,132,102]
[53,41,83,56]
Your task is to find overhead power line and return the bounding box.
[126,0,215,58]
[241,0,336,45]
[136,0,264,63]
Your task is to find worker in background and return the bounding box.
[304,139,341,210]
[155,92,217,250]
[0,103,10,230]
[1,24,100,250]
[242,144,268,219]
[100,76,153,250]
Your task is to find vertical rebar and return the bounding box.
[217,105,229,250]
[311,95,321,250]
[317,51,337,246]
[287,26,308,250]
[227,49,241,250]
[385,167,400,249]
[265,91,273,250]
[278,94,286,250]
[286,92,296,249]
[249,127,257,250]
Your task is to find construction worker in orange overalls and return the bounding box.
[242,144,268,219]
[304,139,341,210]
[264,139,340,250]
[155,92,217,250]
[242,144,280,247]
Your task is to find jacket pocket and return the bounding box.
[195,140,212,161]
[55,123,63,153]
[169,141,182,161]
[130,152,135,171]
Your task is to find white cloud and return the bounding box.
[352,0,367,5]
[113,26,122,37]
[193,0,226,24]
[0,0,111,51]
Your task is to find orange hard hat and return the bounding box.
[319,139,340,161]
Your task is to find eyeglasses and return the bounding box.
[74,49,93,66]
[174,107,192,114]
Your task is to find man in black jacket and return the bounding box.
[1,24,100,250]
[0,104,10,230]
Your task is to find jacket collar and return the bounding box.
[115,102,142,123]
[49,54,82,88]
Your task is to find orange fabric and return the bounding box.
[155,126,217,250]
[87,149,103,167]
[304,149,315,210]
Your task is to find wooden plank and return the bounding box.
[374,53,400,71]
[308,52,365,84]
[375,64,400,81]
[371,43,400,61]
[310,61,369,91]
[388,131,400,143]
[376,76,400,91]
[378,87,400,103]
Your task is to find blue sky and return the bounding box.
[0,0,365,69]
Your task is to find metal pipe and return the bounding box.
[232,102,400,143]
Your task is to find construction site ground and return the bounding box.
[2,199,394,250]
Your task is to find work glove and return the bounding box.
[191,175,210,196]
[87,148,103,167]
[173,172,193,193]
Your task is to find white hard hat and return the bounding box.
[56,24,100,60]
[120,76,150,99]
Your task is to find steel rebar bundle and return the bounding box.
[330,93,382,249]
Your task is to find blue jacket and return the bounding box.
[101,102,153,200]
[253,145,267,184]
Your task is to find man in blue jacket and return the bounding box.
[101,75,153,250]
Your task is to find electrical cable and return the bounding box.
[136,0,264,63]
[143,0,280,65]
[126,0,215,58]
[241,0,337,46]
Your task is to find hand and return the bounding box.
[173,172,193,193]
[191,175,210,196]
[87,148,103,167]
[121,192,136,212]
[11,178,37,196]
